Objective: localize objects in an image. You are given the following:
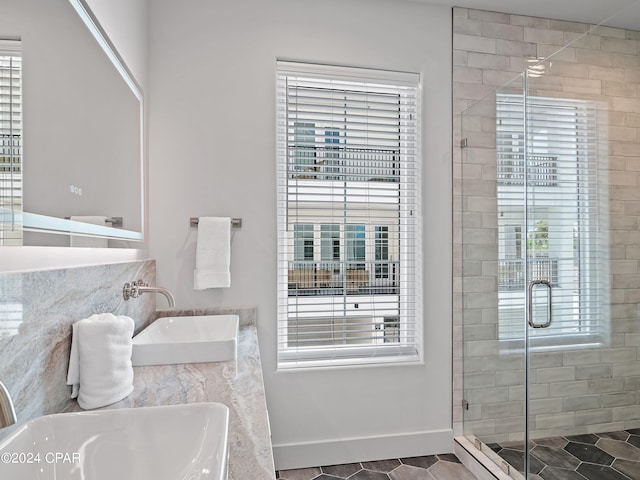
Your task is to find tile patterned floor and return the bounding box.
[488,429,640,480]
[277,454,478,480]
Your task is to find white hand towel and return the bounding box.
[69,216,109,248]
[66,313,135,410]
[194,217,231,289]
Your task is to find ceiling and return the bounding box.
[411,0,640,31]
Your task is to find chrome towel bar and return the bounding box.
[190,217,242,228]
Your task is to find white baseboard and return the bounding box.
[272,428,454,471]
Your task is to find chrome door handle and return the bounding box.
[527,279,552,328]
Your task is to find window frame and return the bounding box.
[276,61,422,369]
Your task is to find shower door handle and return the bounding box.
[527,280,552,328]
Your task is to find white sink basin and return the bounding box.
[0,402,229,480]
[132,315,239,366]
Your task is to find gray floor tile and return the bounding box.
[532,445,581,470]
[596,438,640,462]
[564,442,615,466]
[428,460,478,480]
[350,470,391,480]
[436,454,461,464]
[400,456,438,469]
[321,463,362,477]
[494,429,640,480]
[389,464,435,480]
[533,437,569,449]
[500,440,526,451]
[279,455,477,480]
[577,462,629,480]
[539,466,588,480]
[628,435,640,449]
[361,459,401,473]
[597,431,629,442]
[278,466,323,480]
[565,434,599,445]
[612,458,640,479]
[495,448,526,472]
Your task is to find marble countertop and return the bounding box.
[69,322,275,480]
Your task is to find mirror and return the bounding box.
[0,0,143,247]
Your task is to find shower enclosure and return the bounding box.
[458,3,640,479]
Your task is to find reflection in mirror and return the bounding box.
[0,40,21,247]
[0,0,144,247]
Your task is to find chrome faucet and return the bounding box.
[0,381,16,429]
[123,280,176,308]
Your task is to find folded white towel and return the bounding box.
[70,216,109,248]
[194,217,231,289]
[66,313,135,410]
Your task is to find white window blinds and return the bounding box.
[496,93,609,348]
[0,40,22,246]
[276,62,421,368]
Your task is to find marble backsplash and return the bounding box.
[0,259,157,438]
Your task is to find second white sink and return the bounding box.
[0,402,229,480]
[132,315,239,366]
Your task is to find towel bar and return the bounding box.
[105,217,123,227]
[190,217,242,228]
[65,216,123,227]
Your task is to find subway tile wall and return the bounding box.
[453,8,640,443]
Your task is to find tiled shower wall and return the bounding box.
[0,259,156,440]
[453,8,640,443]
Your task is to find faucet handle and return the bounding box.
[0,381,17,429]
[123,282,140,300]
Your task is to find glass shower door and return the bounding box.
[522,60,612,478]
[461,74,530,478]
[493,70,608,477]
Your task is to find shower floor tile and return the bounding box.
[276,454,478,480]
[488,429,640,479]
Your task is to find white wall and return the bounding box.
[148,0,452,469]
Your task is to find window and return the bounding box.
[375,226,390,279]
[293,122,316,175]
[276,62,421,367]
[293,224,314,264]
[320,224,340,274]
[0,40,22,246]
[345,224,366,270]
[497,93,609,348]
